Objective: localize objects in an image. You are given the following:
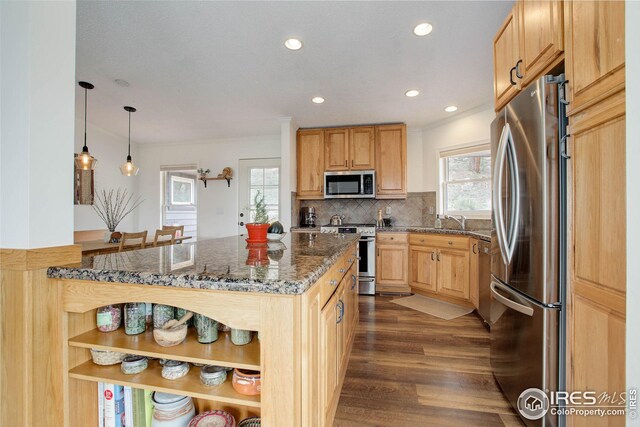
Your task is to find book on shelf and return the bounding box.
[103,383,116,427]
[98,382,105,427]
[114,385,125,427]
[124,386,133,427]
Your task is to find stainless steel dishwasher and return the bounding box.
[478,240,492,326]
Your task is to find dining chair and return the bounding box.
[153,229,176,247]
[162,225,185,238]
[118,231,148,252]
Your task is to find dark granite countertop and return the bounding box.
[378,226,491,242]
[47,233,358,295]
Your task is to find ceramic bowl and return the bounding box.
[232,368,261,396]
[188,410,236,427]
[238,417,261,427]
[266,232,286,241]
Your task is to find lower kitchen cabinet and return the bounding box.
[406,233,474,306]
[320,284,341,425]
[409,246,437,292]
[436,248,470,300]
[376,233,410,293]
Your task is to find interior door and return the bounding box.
[238,158,281,236]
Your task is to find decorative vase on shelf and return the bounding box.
[103,231,112,243]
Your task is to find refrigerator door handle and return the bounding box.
[505,131,521,262]
[493,123,510,264]
[490,281,534,317]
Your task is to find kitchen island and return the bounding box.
[47,233,359,427]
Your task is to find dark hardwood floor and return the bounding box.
[333,296,525,427]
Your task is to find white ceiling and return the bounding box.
[76,1,512,144]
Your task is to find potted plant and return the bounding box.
[245,190,270,243]
[93,188,144,242]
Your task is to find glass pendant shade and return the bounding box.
[75,81,97,170]
[121,106,139,176]
[75,148,98,170]
[120,155,139,176]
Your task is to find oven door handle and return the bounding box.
[360,237,375,242]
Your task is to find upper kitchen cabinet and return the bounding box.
[493,7,521,111]
[349,126,376,170]
[517,0,564,86]
[324,126,376,171]
[375,124,407,199]
[324,128,350,171]
[297,129,325,199]
[493,0,564,111]
[564,0,625,115]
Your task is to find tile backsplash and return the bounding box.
[294,191,492,231]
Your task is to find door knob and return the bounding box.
[238,221,244,226]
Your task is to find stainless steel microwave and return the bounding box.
[324,171,375,199]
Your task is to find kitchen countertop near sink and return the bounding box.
[47,233,359,295]
[378,226,492,242]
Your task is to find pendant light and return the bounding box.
[74,81,98,170]
[120,106,139,176]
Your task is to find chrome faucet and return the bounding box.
[444,214,467,230]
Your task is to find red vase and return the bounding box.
[245,223,269,243]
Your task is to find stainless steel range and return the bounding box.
[320,224,376,295]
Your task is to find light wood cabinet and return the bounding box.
[376,233,409,293]
[408,234,472,305]
[564,0,625,116]
[568,91,626,423]
[493,7,521,110]
[436,248,470,300]
[297,129,325,199]
[409,246,437,293]
[469,239,480,309]
[493,0,564,110]
[324,128,350,171]
[320,287,340,425]
[349,126,375,170]
[324,126,376,172]
[375,124,407,199]
[518,0,564,85]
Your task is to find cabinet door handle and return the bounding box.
[431,252,435,261]
[509,66,517,85]
[448,241,453,245]
[345,160,348,167]
[377,248,380,257]
[336,300,344,324]
[351,274,357,290]
[515,59,523,79]
[377,184,380,192]
[351,160,354,168]
[472,243,478,254]
[436,251,441,261]
[339,268,346,273]
[330,279,338,286]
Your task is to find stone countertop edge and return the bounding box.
[377,227,492,242]
[47,234,360,295]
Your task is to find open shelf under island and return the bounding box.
[47,233,360,427]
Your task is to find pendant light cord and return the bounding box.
[128,111,131,157]
[83,86,88,150]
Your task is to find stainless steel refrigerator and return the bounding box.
[490,74,568,427]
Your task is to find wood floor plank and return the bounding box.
[333,296,524,427]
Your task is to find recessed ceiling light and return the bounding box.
[284,38,303,50]
[115,79,130,87]
[405,90,420,97]
[445,105,458,112]
[413,23,433,36]
[312,97,325,104]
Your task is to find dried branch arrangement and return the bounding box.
[92,188,144,232]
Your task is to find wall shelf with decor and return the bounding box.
[198,167,233,187]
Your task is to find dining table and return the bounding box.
[79,236,192,256]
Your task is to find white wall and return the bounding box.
[406,128,425,192]
[136,136,280,240]
[73,120,140,232]
[626,0,640,422]
[421,106,495,192]
[0,1,76,248]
